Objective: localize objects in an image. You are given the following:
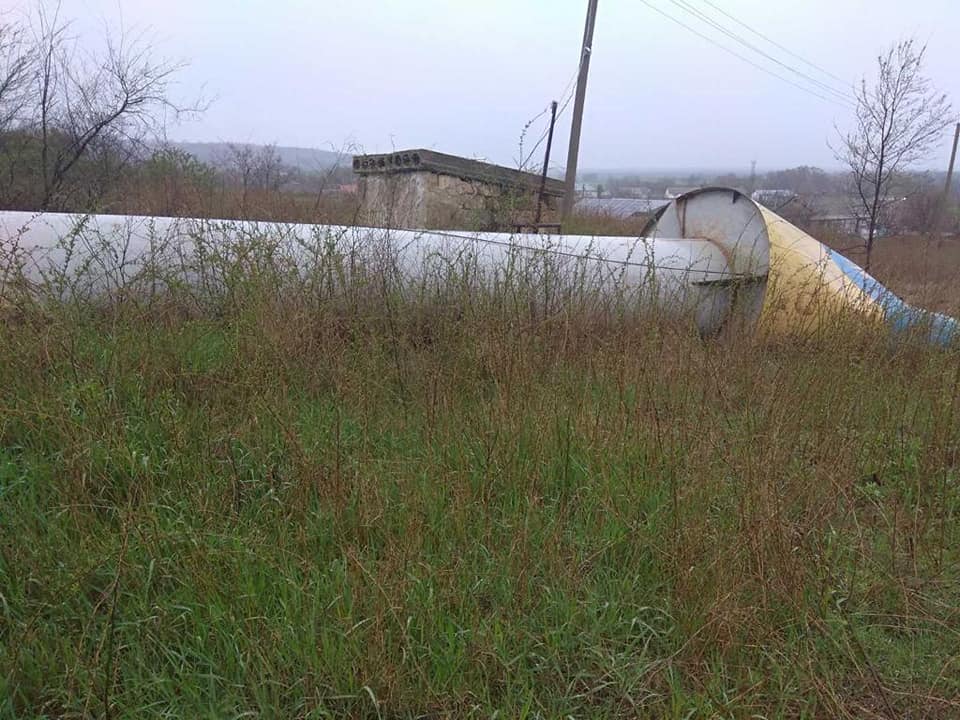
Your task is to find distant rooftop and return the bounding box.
[575,197,670,218]
[352,149,564,197]
[752,189,797,199]
[752,189,798,210]
[665,186,702,199]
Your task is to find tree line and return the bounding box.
[0,5,356,222]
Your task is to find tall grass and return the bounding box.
[835,233,960,316]
[1,220,959,718]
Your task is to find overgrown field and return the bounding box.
[1,240,960,718]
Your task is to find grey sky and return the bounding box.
[10,0,960,173]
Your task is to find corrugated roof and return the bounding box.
[574,197,670,217]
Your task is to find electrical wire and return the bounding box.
[527,0,857,176]
[521,64,582,171]
[698,0,848,85]
[638,0,855,109]
[520,24,596,174]
[517,103,553,167]
[666,0,854,104]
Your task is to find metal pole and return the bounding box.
[535,100,559,226]
[935,122,960,235]
[944,122,959,198]
[561,0,599,219]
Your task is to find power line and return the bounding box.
[524,10,606,175]
[524,104,553,129]
[523,88,573,167]
[534,15,607,175]
[522,126,551,169]
[523,87,577,169]
[638,0,855,109]
[522,64,582,170]
[666,0,854,104]
[698,0,848,85]
[528,1,857,175]
[518,103,553,168]
[555,64,581,114]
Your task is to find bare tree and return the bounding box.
[0,20,36,205]
[218,142,288,202]
[28,3,202,209]
[834,39,952,269]
[0,21,33,132]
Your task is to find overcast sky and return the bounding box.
[8,0,960,173]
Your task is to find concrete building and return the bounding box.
[353,149,564,230]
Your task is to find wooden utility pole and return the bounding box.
[561,0,599,219]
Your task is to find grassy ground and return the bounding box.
[1,231,960,718]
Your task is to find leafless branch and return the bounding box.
[833,38,952,269]
[0,19,34,132]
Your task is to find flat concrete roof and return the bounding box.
[353,149,564,197]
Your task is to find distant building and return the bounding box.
[751,189,798,210]
[353,149,563,229]
[574,197,670,218]
[578,182,603,198]
[809,213,866,237]
[769,192,868,238]
[808,196,868,237]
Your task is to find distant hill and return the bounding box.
[172,142,351,170]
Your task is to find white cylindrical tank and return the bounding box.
[0,207,770,335]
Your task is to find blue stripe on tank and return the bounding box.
[825,248,958,346]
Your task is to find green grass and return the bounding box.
[1,269,960,718]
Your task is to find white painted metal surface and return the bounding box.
[0,209,770,335]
